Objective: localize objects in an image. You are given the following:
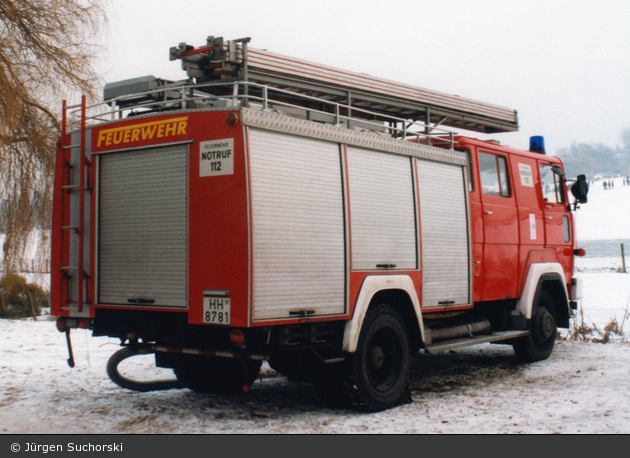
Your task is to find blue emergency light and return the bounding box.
[530,136,546,154]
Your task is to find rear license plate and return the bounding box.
[203,297,231,324]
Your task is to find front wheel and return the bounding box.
[513,289,557,362]
[345,305,411,412]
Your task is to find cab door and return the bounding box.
[539,163,571,247]
[478,151,519,301]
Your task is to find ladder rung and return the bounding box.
[62,226,79,230]
[63,144,81,149]
[61,266,91,278]
[62,304,91,311]
[63,187,92,193]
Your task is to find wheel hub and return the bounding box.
[370,346,385,371]
[535,308,555,341]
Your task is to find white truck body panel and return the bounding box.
[243,110,470,323]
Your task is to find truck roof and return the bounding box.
[453,136,564,164]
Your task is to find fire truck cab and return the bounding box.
[52,36,588,412]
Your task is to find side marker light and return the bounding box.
[225,113,239,127]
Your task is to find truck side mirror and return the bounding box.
[570,174,589,204]
[551,165,565,177]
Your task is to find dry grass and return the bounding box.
[0,273,49,319]
[561,305,629,343]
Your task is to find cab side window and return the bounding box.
[540,164,565,204]
[479,152,511,197]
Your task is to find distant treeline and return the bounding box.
[555,128,630,179]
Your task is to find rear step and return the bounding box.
[424,331,529,354]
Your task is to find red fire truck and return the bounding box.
[52,36,588,412]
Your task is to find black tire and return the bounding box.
[513,289,557,363]
[345,305,411,412]
[314,362,351,409]
[174,354,262,394]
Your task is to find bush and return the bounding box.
[0,273,50,319]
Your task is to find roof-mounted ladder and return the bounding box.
[169,35,519,135]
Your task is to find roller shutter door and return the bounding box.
[416,159,470,308]
[248,129,346,321]
[98,145,188,307]
[346,147,418,271]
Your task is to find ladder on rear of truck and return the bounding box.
[54,96,91,313]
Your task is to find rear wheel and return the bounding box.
[513,289,557,362]
[338,305,411,412]
[174,354,261,393]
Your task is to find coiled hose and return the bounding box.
[106,346,182,392]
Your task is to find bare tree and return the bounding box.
[0,0,106,275]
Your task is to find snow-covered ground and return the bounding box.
[1,319,630,434]
[571,177,630,336]
[574,176,630,242]
[1,175,630,434]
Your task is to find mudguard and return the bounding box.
[516,262,569,320]
[342,275,424,353]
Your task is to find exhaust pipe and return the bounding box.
[427,319,491,343]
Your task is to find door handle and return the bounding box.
[484,211,493,215]
[545,216,553,220]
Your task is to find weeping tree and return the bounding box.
[0,0,106,276]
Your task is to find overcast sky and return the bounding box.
[99,0,630,155]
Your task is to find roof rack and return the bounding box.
[66,35,519,149]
